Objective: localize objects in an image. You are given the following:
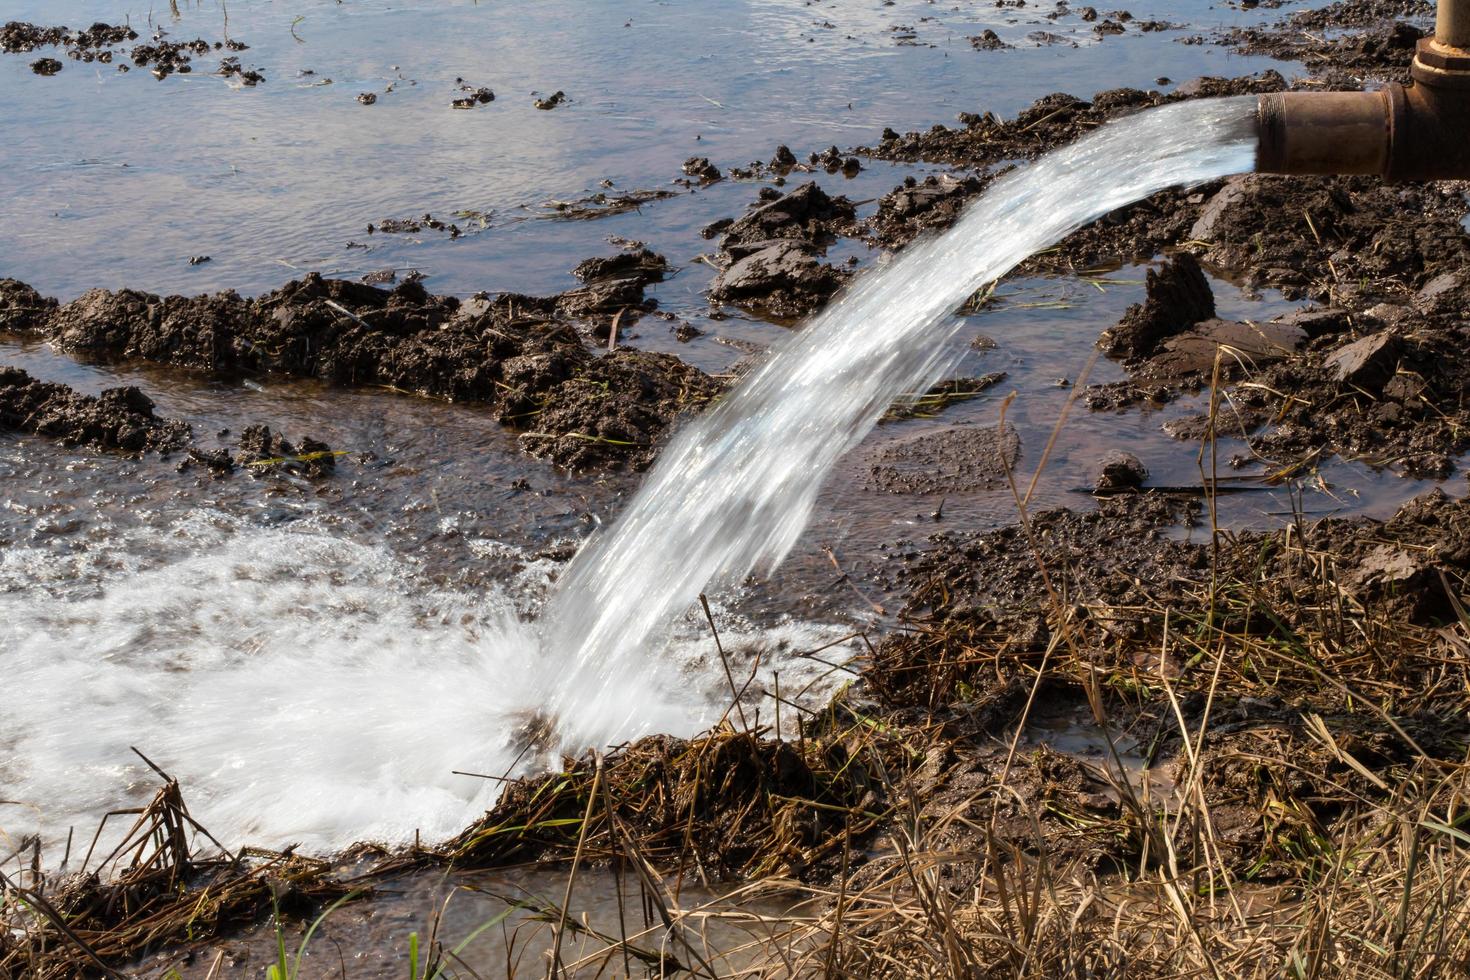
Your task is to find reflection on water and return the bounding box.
[167,866,806,978]
[0,0,1287,299]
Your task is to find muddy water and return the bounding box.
[156,866,807,979]
[3,0,1464,954]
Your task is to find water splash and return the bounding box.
[0,514,850,854]
[544,97,1259,750]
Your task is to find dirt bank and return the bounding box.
[0,267,722,473]
[0,366,191,455]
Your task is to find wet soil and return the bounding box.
[881,487,1470,695]
[1,266,719,473]
[517,348,724,471]
[854,485,1470,884]
[2,19,258,81]
[1081,235,1470,479]
[0,365,191,455]
[1214,0,1434,85]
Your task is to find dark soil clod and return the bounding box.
[1100,252,1214,361]
[0,366,191,456]
[4,268,720,473]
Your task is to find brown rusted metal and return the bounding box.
[1256,1,1470,182]
[1255,90,1392,176]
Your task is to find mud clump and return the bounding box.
[558,248,668,331]
[11,269,716,472]
[535,187,677,221]
[869,173,989,249]
[0,366,190,455]
[368,214,463,237]
[876,497,1202,682]
[1091,451,1147,492]
[0,279,57,331]
[1099,252,1214,360]
[709,241,850,319]
[968,30,1012,50]
[708,182,858,318]
[1,22,68,52]
[236,424,337,478]
[681,156,723,182]
[2,21,137,54]
[2,20,261,81]
[517,348,724,471]
[451,83,494,108]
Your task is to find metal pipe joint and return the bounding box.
[1256,1,1470,181]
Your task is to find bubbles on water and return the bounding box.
[1,511,858,861]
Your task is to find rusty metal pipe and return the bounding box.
[1256,89,1392,175]
[1256,1,1470,181]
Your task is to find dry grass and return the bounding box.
[0,754,351,979]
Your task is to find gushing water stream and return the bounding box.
[546,96,1259,751]
[2,98,1258,857]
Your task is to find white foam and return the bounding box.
[0,514,855,861]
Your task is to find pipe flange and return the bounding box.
[1414,37,1470,76]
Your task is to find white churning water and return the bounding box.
[0,513,851,855]
[2,98,1258,859]
[544,97,1259,751]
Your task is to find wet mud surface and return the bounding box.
[1,266,719,473]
